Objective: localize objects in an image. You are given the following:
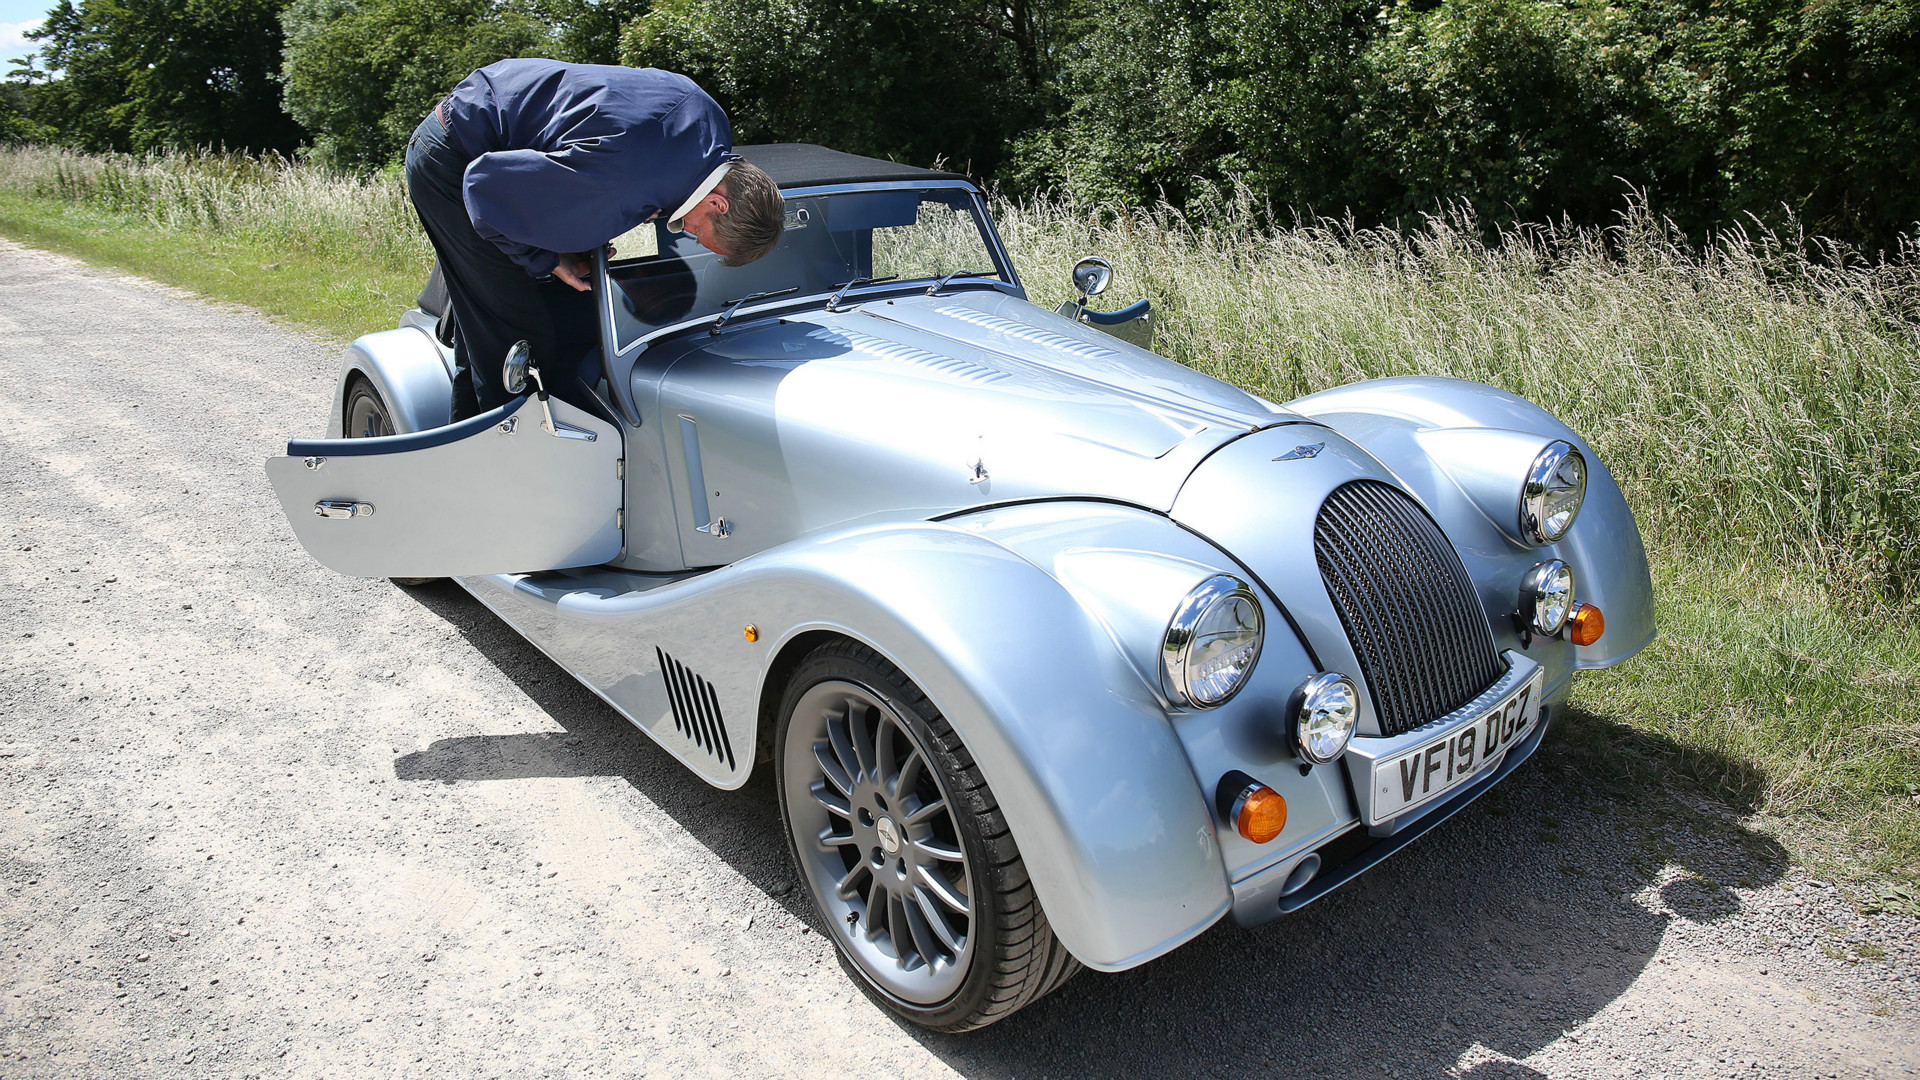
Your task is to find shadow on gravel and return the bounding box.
[393,582,1788,1079]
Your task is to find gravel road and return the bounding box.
[1,237,1916,1079]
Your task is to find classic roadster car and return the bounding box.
[265,144,1654,1031]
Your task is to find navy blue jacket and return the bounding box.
[443,59,734,277]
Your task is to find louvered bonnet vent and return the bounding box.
[1313,480,1505,737]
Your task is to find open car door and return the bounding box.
[264,395,624,578]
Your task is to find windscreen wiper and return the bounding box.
[825,275,899,312]
[709,287,799,336]
[926,269,999,296]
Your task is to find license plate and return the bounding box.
[1365,671,1542,821]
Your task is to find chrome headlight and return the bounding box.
[1162,575,1264,708]
[1291,673,1359,764]
[1521,441,1587,543]
[1521,559,1574,635]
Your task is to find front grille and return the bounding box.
[1314,480,1504,736]
[657,647,737,770]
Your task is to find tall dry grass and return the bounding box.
[0,145,429,270]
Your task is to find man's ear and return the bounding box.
[707,184,731,216]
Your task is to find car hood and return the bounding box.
[646,289,1301,566]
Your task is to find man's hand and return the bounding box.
[553,251,595,292]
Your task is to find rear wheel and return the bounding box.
[775,639,1079,1032]
[343,376,437,587]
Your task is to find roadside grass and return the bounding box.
[1,145,1914,881]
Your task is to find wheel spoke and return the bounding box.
[903,893,945,967]
[812,741,853,799]
[826,712,861,788]
[817,825,855,854]
[847,700,878,781]
[863,877,890,943]
[912,836,964,863]
[889,747,923,802]
[902,795,946,826]
[915,863,969,914]
[889,894,921,968]
[913,885,965,954]
[834,861,869,900]
[874,717,901,793]
[810,779,851,819]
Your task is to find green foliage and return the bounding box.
[623,0,1076,175]
[1037,0,1920,249]
[279,0,559,172]
[23,0,304,153]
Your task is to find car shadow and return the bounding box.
[393,581,1787,1078]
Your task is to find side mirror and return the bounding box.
[1070,256,1113,299]
[502,340,532,396]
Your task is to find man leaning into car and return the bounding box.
[406,58,785,420]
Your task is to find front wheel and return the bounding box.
[775,640,1079,1031]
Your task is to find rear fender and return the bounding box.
[1288,376,1655,667]
[326,315,455,437]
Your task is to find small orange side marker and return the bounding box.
[743,624,760,643]
[1568,604,1604,647]
[1235,786,1288,844]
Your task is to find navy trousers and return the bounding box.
[405,109,595,421]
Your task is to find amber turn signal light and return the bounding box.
[1568,603,1604,647]
[1234,785,1288,844]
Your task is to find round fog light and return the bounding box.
[1292,673,1359,764]
[1521,560,1574,635]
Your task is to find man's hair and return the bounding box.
[711,161,784,266]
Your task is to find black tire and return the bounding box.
[775,639,1079,1032]
[342,375,438,587]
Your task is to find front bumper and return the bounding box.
[1226,698,1555,928]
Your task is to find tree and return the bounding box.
[623,0,1078,177]
[280,0,558,171]
[27,0,305,153]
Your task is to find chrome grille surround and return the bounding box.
[1313,480,1505,737]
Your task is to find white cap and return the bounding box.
[665,162,735,233]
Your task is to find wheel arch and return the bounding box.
[325,320,455,438]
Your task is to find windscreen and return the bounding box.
[606,188,1005,353]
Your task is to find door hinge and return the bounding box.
[616,457,625,479]
[616,508,624,530]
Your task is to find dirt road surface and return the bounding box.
[1,239,1916,1078]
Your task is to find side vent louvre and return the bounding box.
[656,647,736,770]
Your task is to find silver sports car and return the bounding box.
[266,144,1655,1031]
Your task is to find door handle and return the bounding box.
[314,500,374,519]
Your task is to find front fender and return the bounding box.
[749,524,1231,970]
[326,316,455,437]
[1288,376,1655,667]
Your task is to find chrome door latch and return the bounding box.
[303,456,326,470]
[314,500,374,519]
[698,517,731,539]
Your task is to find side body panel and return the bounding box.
[455,519,1232,971]
[1287,376,1655,668]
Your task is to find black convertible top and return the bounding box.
[735,144,972,189]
